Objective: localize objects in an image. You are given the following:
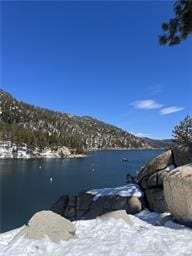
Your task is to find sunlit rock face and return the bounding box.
[138,145,192,213]
[138,150,175,212]
[164,164,192,227]
[13,210,76,243]
[172,144,192,166]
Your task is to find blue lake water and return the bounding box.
[0,149,163,233]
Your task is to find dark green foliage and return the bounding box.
[159,0,192,46]
[172,116,192,145]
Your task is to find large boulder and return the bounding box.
[50,195,69,216]
[172,144,192,166]
[64,196,77,221]
[98,210,133,225]
[164,164,192,227]
[51,189,144,221]
[144,187,168,213]
[138,150,175,212]
[138,150,173,181]
[76,191,95,219]
[14,210,76,243]
[127,197,143,214]
[81,195,143,220]
[57,146,71,157]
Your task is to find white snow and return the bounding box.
[165,164,176,172]
[0,141,86,159]
[1,210,192,256]
[87,184,143,200]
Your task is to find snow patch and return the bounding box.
[165,164,176,172]
[87,184,143,201]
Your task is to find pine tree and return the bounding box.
[159,0,192,46]
[172,116,192,145]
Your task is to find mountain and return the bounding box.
[142,137,173,149]
[0,89,155,152]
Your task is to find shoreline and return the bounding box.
[87,147,165,152]
[0,154,87,160]
[0,148,165,159]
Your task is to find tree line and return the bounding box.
[0,122,84,153]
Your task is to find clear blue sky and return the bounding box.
[1,1,191,139]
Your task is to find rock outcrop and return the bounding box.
[138,150,175,212]
[172,144,192,166]
[14,210,76,243]
[57,146,71,157]
[138,144,192,214]
[164,164,192,227]
[50,191,144,221]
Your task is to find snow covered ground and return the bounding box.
[0,210,192,256]
[87,184,143,200]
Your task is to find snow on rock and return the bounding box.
[165,164,176,172]
[87,184,143,201]
[1,211,192,256]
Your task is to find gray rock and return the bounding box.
[81,197,106,219]
[138,149,173,182]
[157,169,169,186]
[51,189,144,222]
[172,145,192,166]
[144,168,170,189]
[145,187,168,213]
[76,192,94,219]
[146,172,158,188]
[164,164,192,227]
[155,213,173,226]
[81,195,144,219]
[127,196,142,214]
[64,196,77,220]
[14,210,75,243]
[110,196,128,210]
[137,150,175,213]
[76,192,94,211]
[50,195,69,216]
[139,176,150,189]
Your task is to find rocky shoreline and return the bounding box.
[0,140,163,159]
[50,144,192,228]
[1,141,191,228]
[0,141,87,159]
[0,144,192,256]
[0,140,162,159]
[2,141,190,228]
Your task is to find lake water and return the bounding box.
[0,149,163,233]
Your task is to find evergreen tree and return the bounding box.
[172,116,192,145]
[159,0,192,46]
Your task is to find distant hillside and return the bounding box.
[142,137,173,148]
[0,89,154,152]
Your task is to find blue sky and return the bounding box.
[1,1,191,139]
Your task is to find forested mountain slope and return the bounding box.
[0,89,154,151]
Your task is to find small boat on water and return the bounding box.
[121,158,128,162]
